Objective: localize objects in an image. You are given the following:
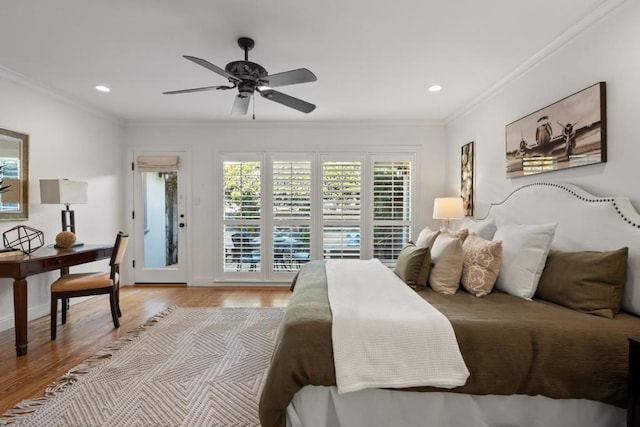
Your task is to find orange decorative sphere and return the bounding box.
[55,231,77,248]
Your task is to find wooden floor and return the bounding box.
[0,285,291,415]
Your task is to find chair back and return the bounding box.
[110,232,129,267]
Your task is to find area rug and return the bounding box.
[0,307,285,426]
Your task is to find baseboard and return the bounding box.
[0,296,94,334]
[0,302,50,333]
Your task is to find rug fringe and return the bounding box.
[0,306,177,425]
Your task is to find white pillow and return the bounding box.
[428,232,463,294]
[459,217,497,241]
[494,223,557,299]
[415,226,440,249]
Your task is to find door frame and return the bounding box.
[127,146,191,284]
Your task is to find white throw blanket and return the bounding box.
[326,259,469,394]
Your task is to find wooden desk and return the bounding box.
[0,244,113,356]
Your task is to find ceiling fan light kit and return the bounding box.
[164,37,317,116]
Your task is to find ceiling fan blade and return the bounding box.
[258,89,315,113]
[232,95,251,115]
[162,85,232,95]
[183,55,240,82]
[266,68,317,88]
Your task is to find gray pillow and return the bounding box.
[394,243,431,290]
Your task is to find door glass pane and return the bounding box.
[142,171,178,268]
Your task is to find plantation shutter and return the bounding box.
[322,160,361,259]
[272,159,312,271]
[373,159,412,266]
[223,160,262,273]
[273,160,311,220]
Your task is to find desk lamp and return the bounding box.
[40,179,88,245]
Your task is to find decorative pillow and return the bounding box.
[494,223,557,299]
[535,248,628,318]
[446,228,469,243]
[459,217,497,241]
[394,243,431,290]
[428,233,463,294]
[461,234,503,297]
[414,226,440,249]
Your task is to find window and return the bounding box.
[223,159,262,273]
[322,160,361,259]
[372,159,412,266]
[219,152,415,280]
[272,158,312,272]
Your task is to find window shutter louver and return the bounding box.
[323,161,362,259]
[223,160,262,273]
[272,160,312,271]
[373,160,412,266]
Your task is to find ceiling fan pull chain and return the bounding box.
[252,94,256,120]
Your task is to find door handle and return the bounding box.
[179,223,186,228]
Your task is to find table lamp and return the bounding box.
[40,179,88,237]
[433,197,465,230]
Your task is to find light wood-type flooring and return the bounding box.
[0,285,291,415]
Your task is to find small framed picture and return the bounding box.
[461,141,473,216]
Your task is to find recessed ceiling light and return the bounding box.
[95,85,111,93]
[428,84,443,92]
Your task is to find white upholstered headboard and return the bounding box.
[481,182,640,316]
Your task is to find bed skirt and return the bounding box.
[286,386,626,427]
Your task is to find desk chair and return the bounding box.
[50,232,129,340]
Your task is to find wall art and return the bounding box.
[461,141,473,216]
[505,82,606,178]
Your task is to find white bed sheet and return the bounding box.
[286,386,626,427]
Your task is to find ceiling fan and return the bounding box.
[163,37,317,115]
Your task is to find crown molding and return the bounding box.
[0,65,123,126]
[125,119,445,129]
[446,0,628,124]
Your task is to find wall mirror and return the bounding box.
[0,128,29,220]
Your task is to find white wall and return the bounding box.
[0,72,125,332]
[444,1,640,215]
[124,122,447,284]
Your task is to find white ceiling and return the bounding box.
[0,0,617,123]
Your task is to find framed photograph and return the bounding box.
[505,82,606,178]
[461,141,473,216]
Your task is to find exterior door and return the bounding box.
[133,152,187,283]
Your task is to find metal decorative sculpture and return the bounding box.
[3,225,44,254]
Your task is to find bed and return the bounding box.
[259,182,640,427]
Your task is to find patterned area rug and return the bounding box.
[0,307,284,426]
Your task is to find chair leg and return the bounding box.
[61,297,68,325]
[109,290,120,329]
[50,295,57,341]
[115,287,122,317]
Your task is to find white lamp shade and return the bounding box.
[433,197,465,220]
[40,179,88,205]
